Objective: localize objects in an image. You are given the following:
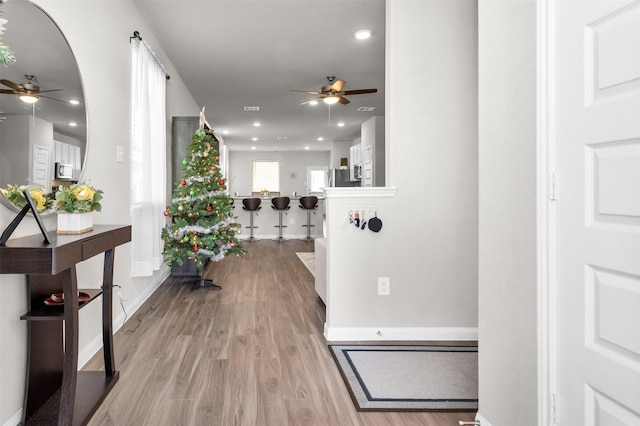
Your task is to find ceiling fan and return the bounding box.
[0,74,62,104]
[292,76,377,105]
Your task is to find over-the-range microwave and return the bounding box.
[55,162,74,180]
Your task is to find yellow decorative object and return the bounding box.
[1,184,52,212]
[54,183,103,213]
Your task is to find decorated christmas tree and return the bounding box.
[161,116,244,287]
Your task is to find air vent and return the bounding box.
[357,107,376,112]
[276,136,288,140]
[244,106,260,111]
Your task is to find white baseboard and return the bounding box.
[78,268,169,368]
[476,412,492,426]
[2,410,21,426]
[323,325,478,342]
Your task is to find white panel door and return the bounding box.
[554,0,640,424]
[32,145,49,187]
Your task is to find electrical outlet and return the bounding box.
[378,277,390,295]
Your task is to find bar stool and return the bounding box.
[271,196,290,242]
[299,196,318,241]
[242,198,261,242]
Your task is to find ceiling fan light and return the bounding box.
[323,96,340,105]
[19,94,39,104]
[354,29,372,40]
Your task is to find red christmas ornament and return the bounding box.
[210,166,217,172]
[193,245,199,252]
[206,205,212,211]
[230,241,236,248]
[163,210,170,216]
[219,179,225,186]
[215,155,220,161]
[181,179,187,186]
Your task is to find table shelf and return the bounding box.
[20,288,103,320]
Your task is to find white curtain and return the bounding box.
[130,39,166,277]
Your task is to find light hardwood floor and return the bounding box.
[86,240,476,426]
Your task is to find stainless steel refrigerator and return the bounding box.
[330,169,360,187]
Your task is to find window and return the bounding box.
[130,39,167,277]
[251,160,281,194]
[307,166,328,194]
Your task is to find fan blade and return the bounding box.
[0,79,24,91]
[342,89,377,95]
[0,89,18,94]
[330,79,345,92]
[39,89,64,94]
[39,95,68,104]
[338,96,350,105]
[291,89,322,95]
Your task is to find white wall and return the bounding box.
[330,140,352,169]
[478,0,538,424]
[0,115,53,186]
[361,115,385,186]
[228,150,330,196]
[324,0,478,341]
[0,1,199,424]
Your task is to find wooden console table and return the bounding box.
[0,225,131,425]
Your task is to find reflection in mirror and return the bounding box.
[0,0,86,213]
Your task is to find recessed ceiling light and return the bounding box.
[222,130,229,135]
[253,122,261,127]
[251,137,258,141]
[304,146,310,150]
[251,146,256,150]
[69,99,80,105]
[337,122,345,127]
[309,100,318,106]
[317,137,324,141]
[354,29,372,40]
[69,121,77,127]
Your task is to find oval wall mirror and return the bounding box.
[0,0,87,213]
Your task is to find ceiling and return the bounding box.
[133,0,386,152]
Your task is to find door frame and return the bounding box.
[537,0,556,424]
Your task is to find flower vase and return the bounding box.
[57,212,93,234]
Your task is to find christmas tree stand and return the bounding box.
[191,278,221,289]
[187,259,221,289]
